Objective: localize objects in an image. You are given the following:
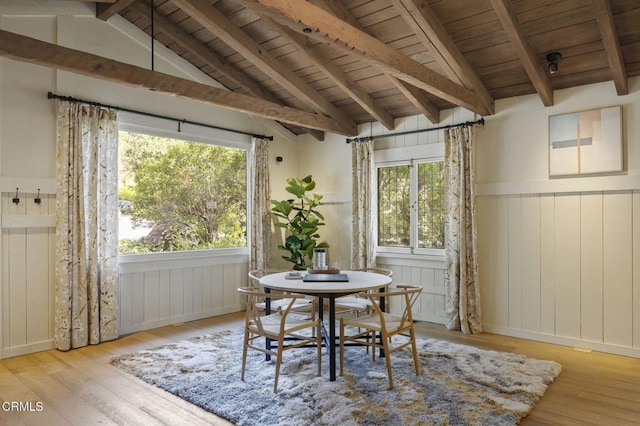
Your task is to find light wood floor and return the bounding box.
[1,312,638,425]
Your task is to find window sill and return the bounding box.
[376,251,445,268]
[118,247,249,274]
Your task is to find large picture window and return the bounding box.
[377,159,444,254]
[118,131,247,254]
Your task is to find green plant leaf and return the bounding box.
[286,177,297,186]
[286,185,305,198]
[271,199,292,216]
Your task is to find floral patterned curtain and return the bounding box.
[351,138,376,269]
[249,137,271,270]
[55,101,119,351]
[444,126,482,334]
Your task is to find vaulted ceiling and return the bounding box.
[3,0,640,139]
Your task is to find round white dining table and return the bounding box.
[259,270,392,381]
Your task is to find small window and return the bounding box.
[377,159,445,253]
[118,131,247,254]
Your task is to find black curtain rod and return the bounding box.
[47,92,273,140]
[345,117,484,143]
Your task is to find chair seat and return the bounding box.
[255,298,312,312]
[342,312,408,333]
[334,296,373,310]
[250,312,318,335]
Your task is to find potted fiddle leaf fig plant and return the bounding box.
[271,175,329,270]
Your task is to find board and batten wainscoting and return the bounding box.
[1,180,56,359]
[476,176,640,359]
[118,250,248,335]
[377,256,447,325]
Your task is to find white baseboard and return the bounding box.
[119,306,243,335]
[415,314,446,325]
[2,340,55,359]
[483,324,640,359]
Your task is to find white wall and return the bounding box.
[0,6,300,358]
[475,77,640,358]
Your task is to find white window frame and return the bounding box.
[117,111,252,262]
[375,159,412,255]
[374,143,445,259]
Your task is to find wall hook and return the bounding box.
[12,188,20,205]
[34,189,41,205]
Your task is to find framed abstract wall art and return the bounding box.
[548,106,622,177]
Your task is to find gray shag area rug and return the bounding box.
[110,329,561,425]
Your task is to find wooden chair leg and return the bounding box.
[274,337,284,393]
[381,333,394,390]
[410,327,420,375]
[241,330,249,381]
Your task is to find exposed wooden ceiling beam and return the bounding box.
[128,2,270,101]
[240,0,440,124]
[96,0,135,21]
[392,0,494,115]
[309,0,440,124]
[593,0,628,95]
[389,76,440,123]
[0,29,354,136]
[260,17,395,130]
[245,0,440,124]
[171,0,356,136]
[247,0,490,116]
[127,2,324,141]
[489,0,554,106]
[308,0,352,22]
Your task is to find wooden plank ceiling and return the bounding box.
[6,0,640,139]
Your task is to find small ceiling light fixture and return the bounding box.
[546,52,562,74]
